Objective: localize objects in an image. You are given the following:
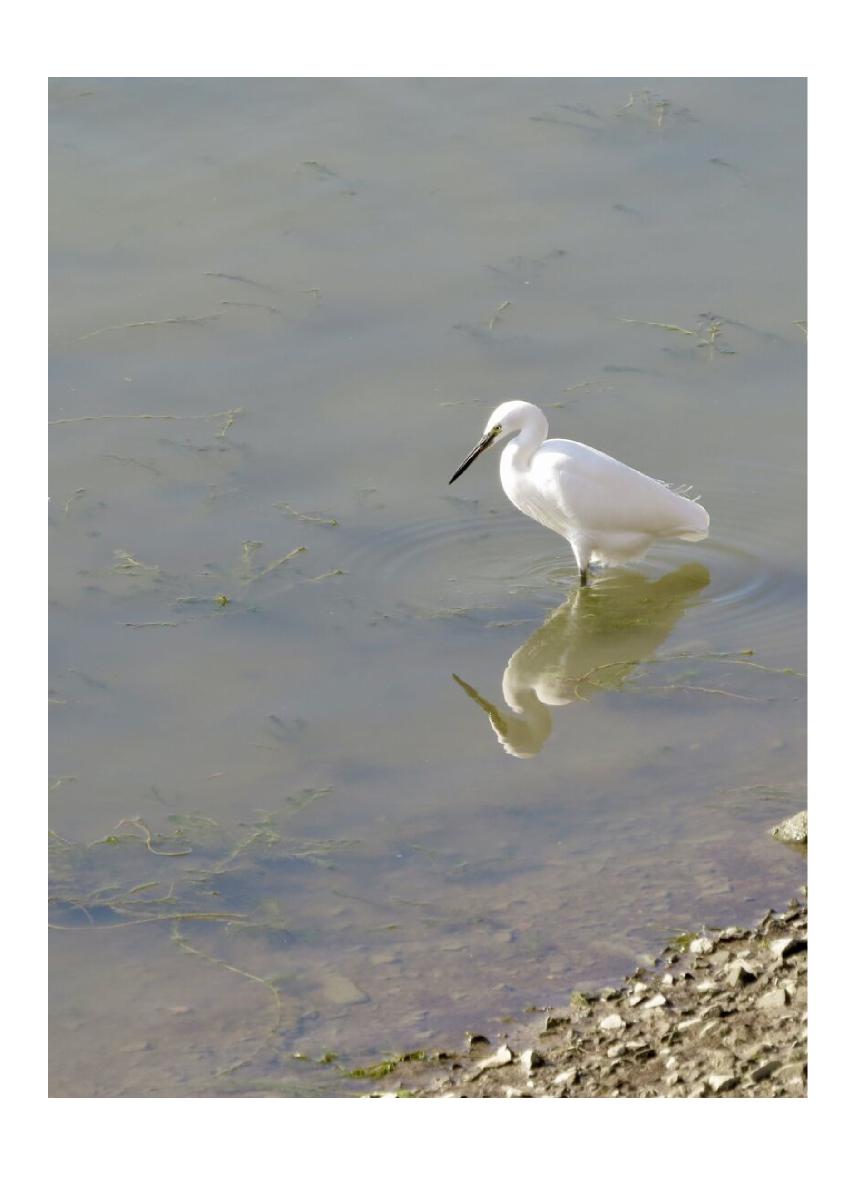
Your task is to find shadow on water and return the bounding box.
[453,563,710,757]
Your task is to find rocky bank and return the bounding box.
[363,895,807,1099]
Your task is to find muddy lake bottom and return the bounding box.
[50,78,805,1097]
[49,804,806,1097]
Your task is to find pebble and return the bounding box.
[599,1013,626,1032]
[756,988,790,1010]
[690,937,715,955]
[724,963,757,988]
[391,897,808,1100]
[749,1060,781,1083]
[520,1048,544,1073]
[769,810,807,844]
[320,973,368,1006]
[737,956,762,973]
[770,937,807,961]
[739,1041,769,1061]
[470,1044,514,1078]
[625,1038,650,1052]
[553,1068,578,1086]
[708,1073,737,1093]
[777,1063,806,1087]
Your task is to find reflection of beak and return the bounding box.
[448,428,499,485]
[452,673,508,736]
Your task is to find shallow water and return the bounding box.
[49,78,806,1096]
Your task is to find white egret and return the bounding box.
[449,400,709,585]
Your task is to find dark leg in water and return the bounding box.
[579,566,588,587]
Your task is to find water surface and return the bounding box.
[49,78,806,1096]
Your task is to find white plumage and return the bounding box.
[449,400,709,585]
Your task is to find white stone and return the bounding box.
[770,810,807,844]
[488,1044,514,1066]
[708,1074,737,1093]
[757,988,789,1011]
[725,963,756,987]
[599,1013,626,1032]
[469,1044,514,1079]
[520,1048,544,1073]
[690,937,715,955]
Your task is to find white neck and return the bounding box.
[501,410,548,473]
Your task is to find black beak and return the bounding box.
[448,428,499,485]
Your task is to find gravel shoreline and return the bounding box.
[364,894,807,1099]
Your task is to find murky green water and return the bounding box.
[49,78,806,1096]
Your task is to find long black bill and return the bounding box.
[448,429,499,485]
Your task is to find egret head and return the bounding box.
[448,400,545,485]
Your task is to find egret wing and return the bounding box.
[540,439,707,537]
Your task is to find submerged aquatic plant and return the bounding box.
[49,790,351,1076]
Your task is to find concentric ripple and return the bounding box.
[344,492,804,659]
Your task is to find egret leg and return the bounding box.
[570,541,591,588]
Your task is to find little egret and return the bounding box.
[448,400,709,585]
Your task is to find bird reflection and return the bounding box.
[453,563,710,758]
